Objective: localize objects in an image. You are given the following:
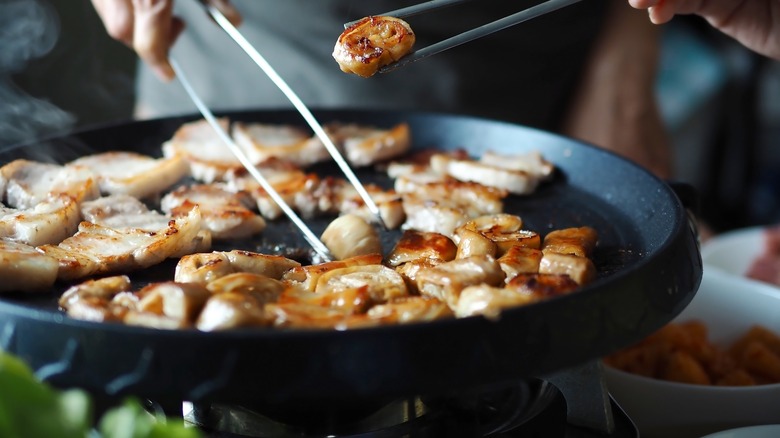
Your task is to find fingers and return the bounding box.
[647,1,679,24]
[91,0,135,46]
[93,0,243,82]
[628,0,662,8]
[132,0,178,81]
[628,0,678,24]
[209,0,242,27]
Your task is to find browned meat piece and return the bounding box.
[416,255,505,309]
[175,250,301,285]
[320,214,382,260]
[69,151,188,200]
[161,184,266,240]
[282,253,383,291]
[542,226,598,257]
[538,252,597,285]
[333,16,415,78]
[386,230,457,267]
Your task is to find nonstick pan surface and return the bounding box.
[0,109,701,405]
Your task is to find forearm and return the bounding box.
[562,1,671,178]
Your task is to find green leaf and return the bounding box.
[0,350,200,438]
[0,350,91,438]
[99,398,201,438]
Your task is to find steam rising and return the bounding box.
[0,0,75,148]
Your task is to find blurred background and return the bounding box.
[2,0,779,234]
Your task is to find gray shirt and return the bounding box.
[137,0,607,130]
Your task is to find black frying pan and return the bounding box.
[0,110,701,406]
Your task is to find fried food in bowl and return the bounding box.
[603,268,780,438]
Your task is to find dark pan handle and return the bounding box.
[666,180,699,215]
[667,180,702,245]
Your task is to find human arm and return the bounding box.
[562,2,671,178]
[629,0,780,60]
[90,0,241,81]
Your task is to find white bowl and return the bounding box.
[700,226,768,279]
[702,424,780,438]
[604,267,780,438]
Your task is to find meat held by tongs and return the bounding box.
[336,0,584,75]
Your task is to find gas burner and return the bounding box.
[184,380,557,437]
[179,362,639,438]
[182,369,638,438]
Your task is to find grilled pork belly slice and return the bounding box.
[39,207,203,282]
[537,227,598,285]
[497,245,543,282]
[392,169,452,194]
[455,214,539,256]
[455,285,537,319]
[395,259,441,294]
[457,213,524,237]
[315,265,408,303]
[333,16,415,78]
[197,291,270,331]
[387,229,456,292]
[162,118,242,183]
[367,296,453,324]
[386,149,469,177]
[161,184,266,240]
[539,252,597,285]
[416,255,505,309]
[232,122,330,168]
[322,178,405,229]
[266,301,377,330]
[455,228,497,259]
[0,194,81,246]
[81,194,211,256]
[232,166,403,226]
[282,253,383,292]
[506,273,580,299]
[0,239,58,293]
[279,282,373,314]
[59,275,132,310]
[69,151,188,200]
[205,272,286,299]
[227,160,322,220]
[199,272,287,330]
[175,250,301,285]
[386,230,456,267]
[456,273,579,319]
[430,153,541,195]
[0,159,99,209]
[401,181,506,237]
[58,275,133,321]
[270,281,378,327]
[480,151,555,180]
[542,226,598,258]
[320,214,381,260]
[325,122,411,167]
[124,311,190,330]
[133,282,211,328]
[82,195,172,231]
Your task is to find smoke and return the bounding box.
[0,0,75,148]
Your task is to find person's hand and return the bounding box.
[91,0,241,81]
[629,0,780,60]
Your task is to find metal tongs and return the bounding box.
[346,0,583,74]
[172,1,399,261]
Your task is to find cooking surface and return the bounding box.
[0,110,702,405]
